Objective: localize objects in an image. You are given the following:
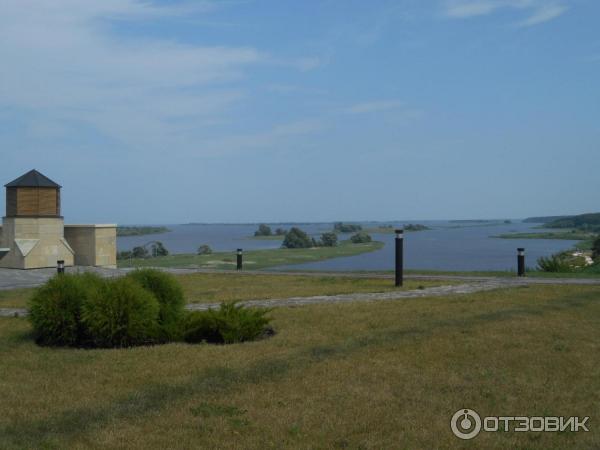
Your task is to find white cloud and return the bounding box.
[0,0,318,154]
[518,4,568,26]
[442,0,568,26]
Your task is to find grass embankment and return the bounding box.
[494,231,596,241]
[118,240,384,270]
[247,235,284,240]
[117,226,170,237]
[0,272,446,309]
[1,284,599,448]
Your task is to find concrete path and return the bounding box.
[1,266,599,318]
[0,278,526,318]
[2,266,600,291]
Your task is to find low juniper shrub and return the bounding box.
[28,272,104,347]
[183,302,273,344]
[126,269,185,340]
[81,277,160,348]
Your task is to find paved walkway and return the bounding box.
[2,266,600,290]
[1,266,599,318]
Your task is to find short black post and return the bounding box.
[57,260,65,274]
[236,248,243,271]
[395,229,404,287]
[517,248,525,277]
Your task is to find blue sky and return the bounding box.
[1,0,598,224]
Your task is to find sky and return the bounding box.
[0,0,599,224]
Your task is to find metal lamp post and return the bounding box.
[57,260,65,274]
[395,229,404,287]
[237,248,243,271]
[517,248,525,277]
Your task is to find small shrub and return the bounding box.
[282,227,313,249]
[184,302,273,344]
[350,231,372,244]
[320,232,338,247]
[82,277,160,348]
[593,236,600,262]
[28,273,104,346]
[126,269,185,340]
[197,244,213,255]
[117,250,132,260]
[151,241,169,257]
[254,224,272,236]
[333,222,362,233]
[537,254,573,273]
[132,246,149,258]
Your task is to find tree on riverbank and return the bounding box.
[254,224,273,237]
[282,227,313,249]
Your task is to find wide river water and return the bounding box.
[117,221,579,272]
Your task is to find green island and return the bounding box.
[118,239,384,270]
[117,226,171,237]
[363,223,430,234]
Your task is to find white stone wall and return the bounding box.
[64,225,117,268]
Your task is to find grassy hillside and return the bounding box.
[545,213,600,231]
[523,215,569,223]
[1,284,599,448]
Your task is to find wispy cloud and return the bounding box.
[517,3,568,26]
[442,0,568,26]
[0,0,319,154]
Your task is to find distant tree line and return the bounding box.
[254,224,286,237]
[117,226,170,237]
[333,222,363,233]
[117,241,169,260]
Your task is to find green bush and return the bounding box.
[126,269,185,340]
[254,224,273,236]
[132,246,149,258]
[197,244,213,255]
[350,231,372,244]
[333,222,362,233]
[282,227,313,249]
[537,254,573,273]
[593,237,600,262]
[28,273,104,347]
[320,232,338,247]
[183,302,273,344]
[151,241,169,257]
[82,277,160,348]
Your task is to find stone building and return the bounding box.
[0,170,117,269]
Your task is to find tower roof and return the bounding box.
[5,170,61,188]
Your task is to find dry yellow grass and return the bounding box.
[0,284,599,448]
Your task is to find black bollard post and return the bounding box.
[236,248,243,271]
[517,248,525,277]
[395,229,404,287]
[57,260,65,274]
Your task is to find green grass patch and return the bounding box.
[494,230,596,240]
